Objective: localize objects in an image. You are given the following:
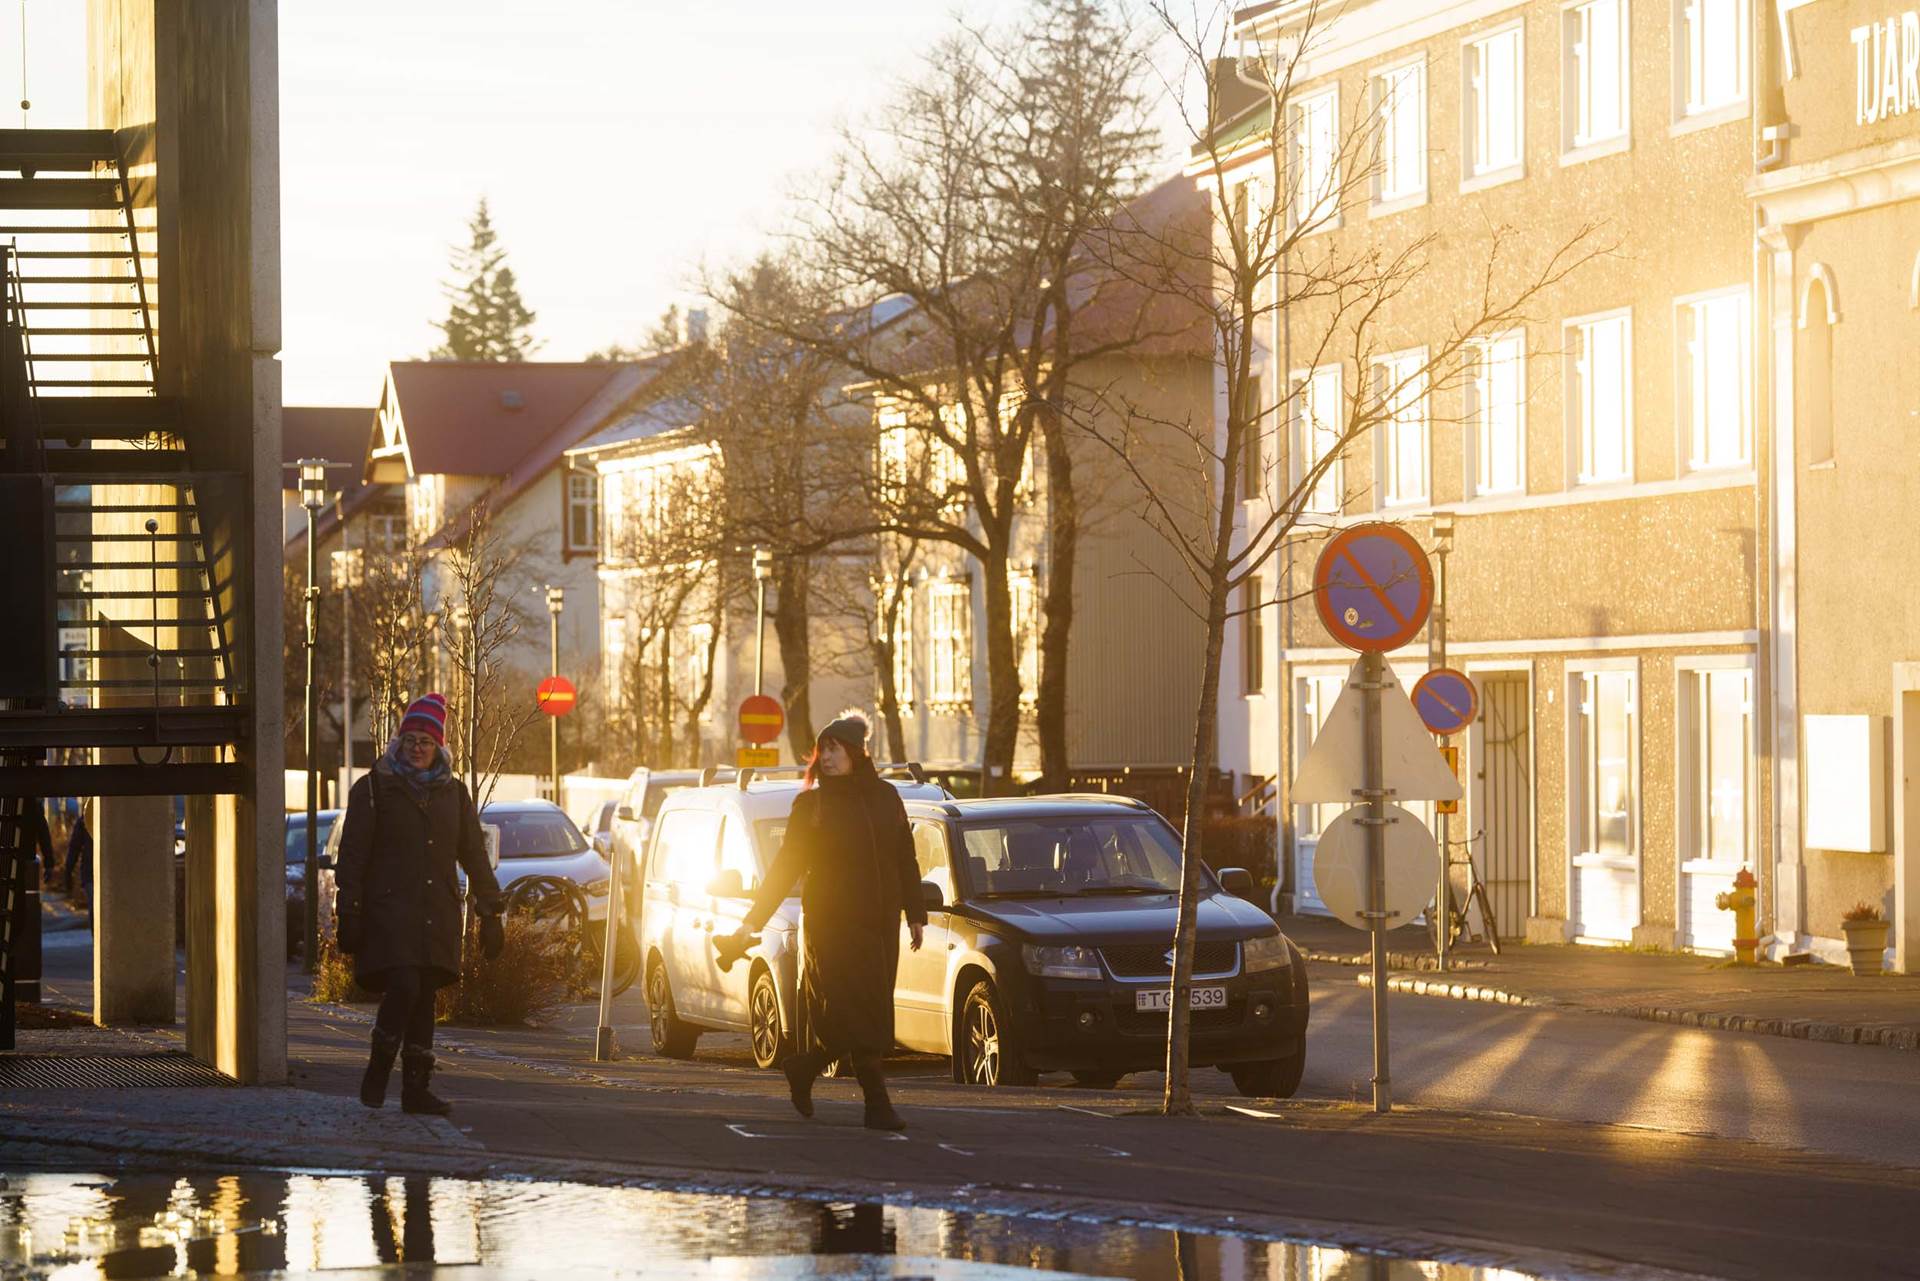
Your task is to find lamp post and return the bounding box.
[546,585,565,800]
[751,546,773,697]
[1430,510,1456,973]
[297,458,330,973]
[332,543,363,797]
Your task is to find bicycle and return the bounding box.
[1428,831,1501,956]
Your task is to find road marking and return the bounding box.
[1224,1105,1287,1120]
[1089,1143,1131,1158]
[726,1123,907,1142]
[938,1143,976,1156]
[1054,1104,1114,1119]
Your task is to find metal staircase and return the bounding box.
[0,128,248,791]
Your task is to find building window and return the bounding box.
[1564,0,1629,151]
[1681,666,1751,866]
[1243,576,1266,696]
[1466,331,1526,496]
[366,510,407,553]
[1566,310,1632,485]
[1464,24,1524,179]
[878,579,914,711]
[877,403,913,499]
[1676,0,1747,117]
[1291,86,1341,230]
[1677,289,1750,471]
[566,470,599,554]
[676,622,715,709]
[934,405,973,512]
[1291,365,1343,514]
[1799,276,1834,466]
[1237,367,1265,502]
[1572,667,1639,863]
[1372,350,1429,507]
[927,576,972,707]
[1010,568,1040,707]
[1370,60,1427,206]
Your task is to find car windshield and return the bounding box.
[285,814,338,865]
[957,815,1187,898]
[487,809,589,858]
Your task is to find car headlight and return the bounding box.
[1022,944,1102,981]
[1243,934,1290,973]
[584,878,611,898]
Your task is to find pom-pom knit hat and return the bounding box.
[817,711,871,755]
[399,693,448,747]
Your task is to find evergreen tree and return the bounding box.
[430,198,541,361]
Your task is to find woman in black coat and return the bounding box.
[335,693,504,1115]
[737,713,927,1130]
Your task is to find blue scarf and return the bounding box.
[378,737,453,797]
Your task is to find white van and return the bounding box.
[638,765,950,1069]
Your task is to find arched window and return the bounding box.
[1797,272,1834,467]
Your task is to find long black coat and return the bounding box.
[747,768,927,1059]
[335,763,502,992]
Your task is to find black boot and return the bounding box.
[399,1048,451,1116]
[782,1049,825,1118]
[854,1057,905,1131]
[360,1031,400,1109]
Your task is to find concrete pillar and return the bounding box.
[185,791,283,1080]
[91,793,175,1026]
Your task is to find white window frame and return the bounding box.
[1674,287,1752,474]
[1567,657,1641,872]
[1563,308,1634,487]
[1010,567,1040,708]
[1369,57,1429,214]
[1464,330,1527,498]
[1290,84,1342,233]
[1672,0,1749,129]
[565,470,599,555]
[1673,655,1755,874]
[878,577,915,713]
[1290,364,1344,515]
[1371,348,1429,508]
[1242,576,1267,698]
[1561,0,1631,162]
[927,575,973,709]
[1462,22,1526,191]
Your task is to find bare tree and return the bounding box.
[433,499,540,808]
[1095,0,1609,1114]
[355,540,433,748]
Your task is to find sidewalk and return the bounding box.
[1282,913,1920,1051]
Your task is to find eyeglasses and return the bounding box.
[399,734,437,750]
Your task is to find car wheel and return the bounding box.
[1230,1048,1305,1099]
[1070,1070,1123,1089]
[748,968,790,1071]
[956,978,1036,1087]
[645,957,699,1059]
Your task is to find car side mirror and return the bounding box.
[708,868,747,899]
[616,805,636,822]
[1218,867,1255,898]
[919,879,945,912]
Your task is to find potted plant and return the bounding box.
[1841,902,1890,977]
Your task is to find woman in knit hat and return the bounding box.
[732,710,927,1130]
[334,693,505,1115]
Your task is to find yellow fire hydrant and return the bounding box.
[1715,867,1758,964]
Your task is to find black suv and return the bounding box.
[892,795,1307,1097]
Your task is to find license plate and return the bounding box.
[1135,986,1226,1012]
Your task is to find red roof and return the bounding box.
[384,362,633,478]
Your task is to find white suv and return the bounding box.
[638,765,950,1069]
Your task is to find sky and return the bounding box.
[5,1,1195,409]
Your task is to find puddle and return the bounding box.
[0,1170,1554,1279]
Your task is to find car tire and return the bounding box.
[645,956,699,1059]
[748,968,790,1071]
[955,978,1036,1087]
[1070,1070,1123,1089]
[1230,1048,1305,1099]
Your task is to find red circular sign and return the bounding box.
[738,694,784,745]
[1412,667,1479,736]
[1312,522,1433,653]
[536,675,577,716]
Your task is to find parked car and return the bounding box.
[481,799,611,926]
[892,794,1307,1097]
[640,765,952,1069]
[285,809,342,954]
[582,798,618,859]
[609,768,703,919]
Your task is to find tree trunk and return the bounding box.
[773,559,816,759]
[872,632,909,763]
[1163,571,1229,1117]
[978,543,1021,796]
[1035,414,1077,790]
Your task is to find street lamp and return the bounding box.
[332,544,364,798]
[751,546,773,697]
[546,585,565,800]
[297,458,330,974]
[1429,510,1456,972]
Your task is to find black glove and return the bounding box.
[479,912,505,960]
[336,905,363,955]
[713,927,757,974]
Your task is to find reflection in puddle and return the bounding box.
[0,1170,1549,1279]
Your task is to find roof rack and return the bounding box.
[732,760,930,790]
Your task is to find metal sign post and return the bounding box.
[594,825,624,1062]
[1359,649,1391,1113]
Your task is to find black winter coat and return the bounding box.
[335,763,502,992]
[746,768,928,1059]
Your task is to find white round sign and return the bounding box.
[1311,804,1439,931]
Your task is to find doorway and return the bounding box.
[1472,672,1532,942]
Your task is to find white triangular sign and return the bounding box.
[1292,658,1464,804]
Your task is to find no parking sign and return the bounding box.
[1312,523,1433,653]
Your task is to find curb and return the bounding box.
[1306,948,1489,972]
[1354,970,1920,1051]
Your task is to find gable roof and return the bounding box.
[379,361,637,479]
[282,405,374,474]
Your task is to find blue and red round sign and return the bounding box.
[1312,522,1433,653]
[1412,668,1479,736]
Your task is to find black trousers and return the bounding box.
[372,966,439,1051]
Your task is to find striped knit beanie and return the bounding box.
[399,693,448,746]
